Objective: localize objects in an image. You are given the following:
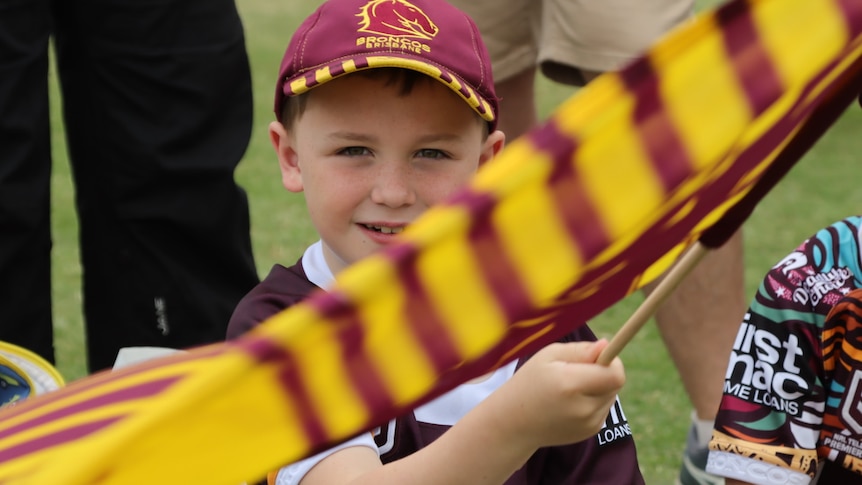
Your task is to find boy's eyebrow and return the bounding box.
[325,131,466,144]
[325,132,376,143]
[414,133,466,144]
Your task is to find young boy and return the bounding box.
[228,0,643,483]
[707,215,862,484]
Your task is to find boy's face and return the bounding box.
[270,73,505,275]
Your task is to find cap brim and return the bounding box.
[281,55,496,126]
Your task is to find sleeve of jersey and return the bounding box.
[269,433,378,485]
[707,216,862,484]
[227,264,315,340]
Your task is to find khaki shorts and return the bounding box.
[449,0,694,85]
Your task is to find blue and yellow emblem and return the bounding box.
[0,341,64,407]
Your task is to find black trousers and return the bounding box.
[0,0,260,372]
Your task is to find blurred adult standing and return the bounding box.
[0,0,260,373]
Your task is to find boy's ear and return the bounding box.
[479,129,506,166]
[269,121,304,193]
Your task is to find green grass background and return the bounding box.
[44,0,862,482]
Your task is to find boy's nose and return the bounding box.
[370,162,417,208]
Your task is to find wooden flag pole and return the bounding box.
[596,242,710,366]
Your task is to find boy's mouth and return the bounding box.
[362,224,404,235]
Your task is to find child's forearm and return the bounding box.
[340,400,534,485]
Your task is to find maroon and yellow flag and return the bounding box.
[1,0,861,483]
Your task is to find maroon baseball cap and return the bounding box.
[275,0,498,130]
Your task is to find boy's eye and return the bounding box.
[338,146,371,157]
[415,149,447,159]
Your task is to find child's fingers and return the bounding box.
[541,339,610,364]
[531,341,625,392]
[585,338,608,363]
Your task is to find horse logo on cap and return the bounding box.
[357,0,438,40]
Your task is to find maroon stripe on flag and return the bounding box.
[386,243,463,375]
[618,57,694,193]
[0,349,215,423]
[0,417,122,463]
[836,0,862,36]
[700,45,862,247]
[334,306,396,415]
[301,287,410,401]
[0,376,181,441]
[528,122,610,261]
[716,0,782,115]
[236,335,328,446]
[446,189,533,323]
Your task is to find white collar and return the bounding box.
[301,240,335,289]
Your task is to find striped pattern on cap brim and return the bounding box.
[284,56,495,123]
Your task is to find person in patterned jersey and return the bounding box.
[227,0,644,484]
[707,215,862,484]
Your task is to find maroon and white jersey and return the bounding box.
[228,241,644,485]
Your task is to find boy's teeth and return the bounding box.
[367,224,403,234]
